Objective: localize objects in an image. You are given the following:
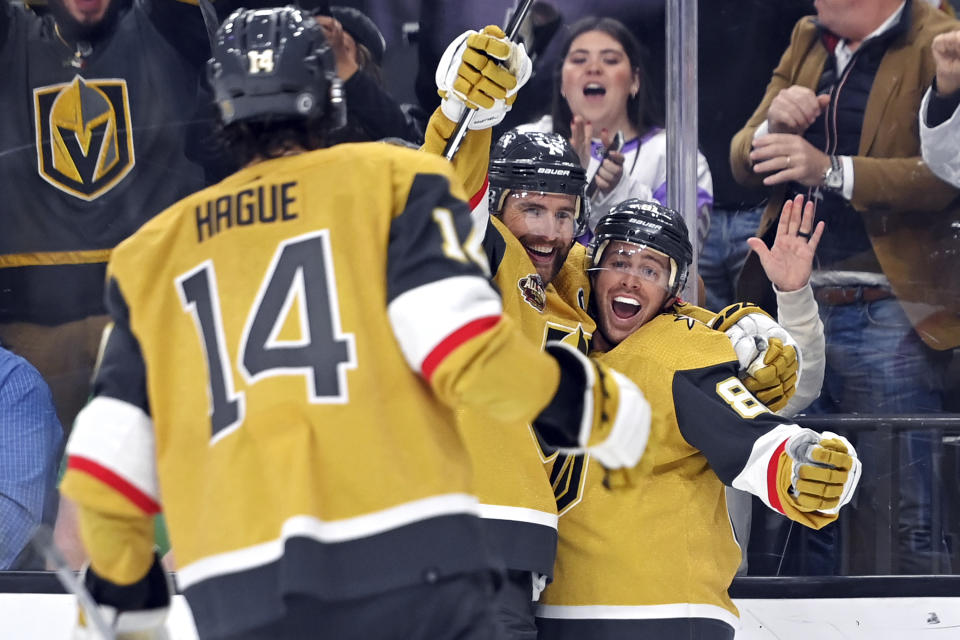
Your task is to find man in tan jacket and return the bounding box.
[731,0,960,575]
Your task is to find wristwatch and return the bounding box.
[822,155,843,192]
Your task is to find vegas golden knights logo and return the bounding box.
[33,76,135,201]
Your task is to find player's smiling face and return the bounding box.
[500,191,578,285]
[591,241,672,348]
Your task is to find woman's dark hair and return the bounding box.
[551,16,659,140]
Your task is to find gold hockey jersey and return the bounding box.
[61,142,565,639]
[537,312,809,634]
[423,107,596,574]
[459,216,594,574]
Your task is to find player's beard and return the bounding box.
[516,235,571,285]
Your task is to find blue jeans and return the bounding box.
[699,205,763,311]
[790,296,951,574]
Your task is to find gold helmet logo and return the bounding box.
[34,76,135,200]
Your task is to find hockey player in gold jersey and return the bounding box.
[57,8,654,640]
[421,26,605,639]
[421,24,817,640]
[536,197,862,640]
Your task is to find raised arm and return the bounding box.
[921,30,960,188]
[421,25,532,231]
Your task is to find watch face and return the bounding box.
[826,168,842,189]
[824,167,843,189]
[825,159,843,190]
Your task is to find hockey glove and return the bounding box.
[436,25,532,129]
[710,302,800,413]
[74,552,172,640]
[533,342,650,469]
[774,429,861,529]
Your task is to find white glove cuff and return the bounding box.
[440,94,510,130]
[587,368,651,469]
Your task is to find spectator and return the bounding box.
[522,16,712,243]
[698,0,814,311]
[321,6,425,144]
[415,1,668,137]
[0,344,63,570]
[0,0,211,434]
[731,0,960,574]
[921,29,960,187]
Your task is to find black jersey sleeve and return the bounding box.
[673,361,791,485]
[93,277,151,416]
[481,217,508,277]
[924,79,960,128]
[386,172,490,303]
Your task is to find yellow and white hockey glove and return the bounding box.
[74,553,172,640]
[534,342,650,469]
[778,429,861,519]
[710,302,800,413]
[436,25,532,129]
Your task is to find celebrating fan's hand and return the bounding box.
[767,85,830,134]
[933,30,960,95]
[748,194,824,293]
[592,128,625,195]
[314,15,359,81]
[750,134,831,187]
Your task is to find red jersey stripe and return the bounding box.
[68,455,161,515]
[469,175,489,212]
[422,315,501,382]
[767,439,789,514]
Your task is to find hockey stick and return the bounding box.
[30,524,116,640]
[442,0,536,160]
[195,0,219,52]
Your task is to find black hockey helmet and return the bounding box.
[489,130,588,235]
[587,199,693,299]
[207,6,345,128]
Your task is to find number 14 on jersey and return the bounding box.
[176,230,358,444]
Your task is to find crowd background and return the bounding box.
[2,0,960,580]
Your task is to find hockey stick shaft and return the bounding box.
[31,525,116,640]
[442,0,535,160]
